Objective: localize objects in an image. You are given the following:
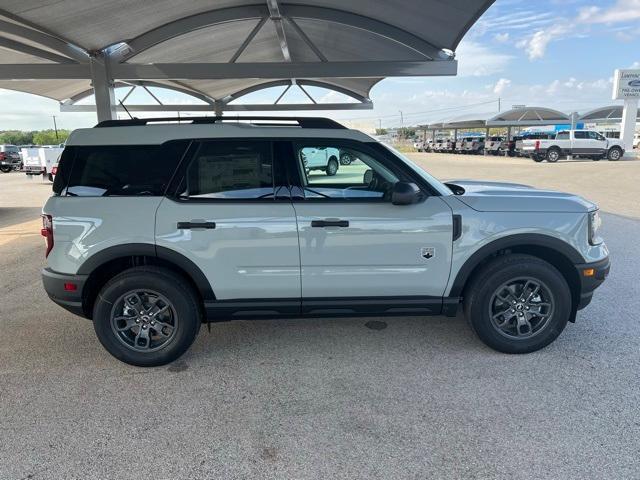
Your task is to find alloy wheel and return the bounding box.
[110,289,178,352]
[488,277,554,339]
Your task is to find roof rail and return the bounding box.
[94,116,346,129]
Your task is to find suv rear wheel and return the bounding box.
[463,254,571,353]
[546,148,561,162]
[326,157,339,176]
[93,266,201,367]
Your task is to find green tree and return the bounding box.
[0,130,34,145]
[32,129,70,145]
[375,128,388,135]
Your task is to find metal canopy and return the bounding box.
[0,0,495,120]
[486,107,571,127]
[441,113,494,130]
[578,105,640,122]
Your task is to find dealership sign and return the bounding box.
[612,69,640,99]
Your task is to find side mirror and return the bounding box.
[363,168,373,184]
[392,182,422,205]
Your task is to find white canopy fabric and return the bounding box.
[0,0,495,109]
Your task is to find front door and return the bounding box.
[288,140,453,314]
[155,140,300,311]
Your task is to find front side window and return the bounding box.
[180,141,274,200]
[295,143,401,201]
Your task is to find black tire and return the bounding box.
[93,266,201,367]
[463,254,571,354]
[339,152,353,165]
[607,147,622,161]
[48,173,54,182]
[532,155,544,163]
[0,166,11,173]
[546,148,561,162]
[326,157,339,176]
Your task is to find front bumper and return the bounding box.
[42,268,88,318]
[574,256,610,310]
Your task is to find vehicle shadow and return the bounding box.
[0,206,43,228]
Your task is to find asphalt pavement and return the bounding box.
[0,160,639,479]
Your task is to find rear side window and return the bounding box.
[574,131,588,139]
[556,132,570,140]
[179,141,274,200]
[60,141,188,196]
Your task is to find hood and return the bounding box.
[445,180,596,213]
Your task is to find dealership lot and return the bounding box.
[1,153,639,478]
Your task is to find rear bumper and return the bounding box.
[42,268,88,318]
[574,256,610,310]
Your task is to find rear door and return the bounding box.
[155,140,301,309]
[572,130,590,154]
[287,140,453,314]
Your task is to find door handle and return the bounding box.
[177,221,216,229]
[311,219,349,228]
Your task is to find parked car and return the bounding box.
[453,139,465,154]
[42,116,610,366]
[22,146,64,180]
[0,145,22,172]
[485,136,505,155]
[463,137,485,155]
[413,140,424,152]
[300,146,340,175]
[634,133,639,149]
[522,130,625,162]
[515,133,554,157]
[431,139,443,152]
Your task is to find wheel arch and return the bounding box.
[77,243,214,319]
[450,234,583,317]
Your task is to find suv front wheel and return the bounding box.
[463,254,571,353]
[93,266,201,367]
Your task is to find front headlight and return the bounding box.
[588,210,603,245]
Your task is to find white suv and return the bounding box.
[42,117,610,366]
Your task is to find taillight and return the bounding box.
[0,152,5,160]
[535,140,540,150]
[51,166,58,175]
[41,214,53,257]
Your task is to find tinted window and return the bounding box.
[556,131,570,140]
[62,141,187,197]
[574,131,588,139]
[181,141,274,199]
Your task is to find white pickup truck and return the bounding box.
[522,130,625,162]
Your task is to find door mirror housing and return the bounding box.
[392,182,422,205]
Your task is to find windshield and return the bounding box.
[379,143,452,195]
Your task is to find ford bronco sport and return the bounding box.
[42,117,610,366]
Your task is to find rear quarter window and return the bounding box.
[59,141,188,197]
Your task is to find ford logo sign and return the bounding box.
[628,79,640,87]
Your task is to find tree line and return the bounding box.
[0,129,70,146]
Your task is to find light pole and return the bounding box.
[399,110,404,138]
[52,115,59,142]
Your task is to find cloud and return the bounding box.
[455,41,513,76]
[578,0,640,23]
[493,32,510,43]
[493,78,511,95]
[516,23,569,60]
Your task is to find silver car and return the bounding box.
[41,117,610,366]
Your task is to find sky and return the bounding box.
[0,0,639,131]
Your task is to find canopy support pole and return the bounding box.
[89,53,116,122]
